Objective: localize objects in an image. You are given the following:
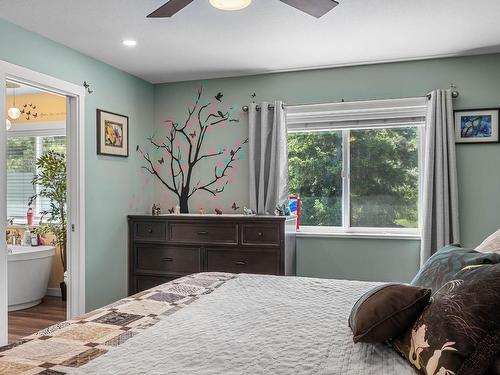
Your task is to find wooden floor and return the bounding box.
[8,296,66,343]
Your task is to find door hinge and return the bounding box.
[71,224,75,232]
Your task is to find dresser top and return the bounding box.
[128,213,293,221]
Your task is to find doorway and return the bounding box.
[0,61,86,346]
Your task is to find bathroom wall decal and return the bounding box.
[137,86,248,213]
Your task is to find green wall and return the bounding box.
[0,20,155,310]
[296,237,421,283]
[155,53,500,282]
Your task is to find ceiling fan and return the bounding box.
[147,0,339,19]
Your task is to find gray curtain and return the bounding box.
[421,89,460,264]
[248,101,289,215]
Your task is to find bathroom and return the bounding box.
[5,80,67,343]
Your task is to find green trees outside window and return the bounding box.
[288,127,418,228]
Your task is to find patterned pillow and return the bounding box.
[476,228,500,253]
[411,245,500,291]
[392,263,500,375]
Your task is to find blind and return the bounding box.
[287,97,428,131]
[7,135,66,221]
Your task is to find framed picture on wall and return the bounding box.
[454,109,499,144]
[97,109,129,157]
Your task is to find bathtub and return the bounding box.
[7,245,56,311]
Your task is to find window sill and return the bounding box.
[7,220,60,228]
[296,227,421,240]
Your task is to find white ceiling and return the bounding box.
[6,81,47,96]
[1,0,500,84]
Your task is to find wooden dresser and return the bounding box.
[128,215,297,294]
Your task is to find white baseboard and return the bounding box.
[46,287,62,297]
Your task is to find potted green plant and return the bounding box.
[29,150,67,301]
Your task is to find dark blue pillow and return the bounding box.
[411,244,500,292]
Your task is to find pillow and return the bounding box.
[490,357,500,375]
[392,263,500,375]
[411,244,500,291]
[476,228,500,253]
[349,283,431,343]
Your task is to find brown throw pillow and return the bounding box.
[349,283,431,343]
[392,263,500,375]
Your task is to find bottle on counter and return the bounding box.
[30,229,39,247]
[22,227,31,246]
[27,207,33,227]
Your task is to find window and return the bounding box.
[288,130,343,227]
[287,98,426,234]
[7,135,66,221]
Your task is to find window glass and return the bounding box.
[7,137,37,218]
[288,127,419,230]
[7,135,66,220]
[350,127,419,228]
[288,131,343,227]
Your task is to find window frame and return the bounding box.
[7,121,66,224]
[286,97,427,238]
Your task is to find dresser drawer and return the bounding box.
[241,223,281,246]
[134,245,201,275]
[134,221,167,241]
[206,248,279,275]
[132,275,177,294]
[169,222,238,245]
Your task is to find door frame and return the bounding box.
[0,60,86,345]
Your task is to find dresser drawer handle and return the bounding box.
[147,228,153,234]
[258,232,263,237]
[234,261,247,266]
[161,257,174,262]
[197,231,208,235]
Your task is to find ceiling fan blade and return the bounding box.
[147,0,195,18]
[280,0,339,18]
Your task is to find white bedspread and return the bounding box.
[72,274,414,375]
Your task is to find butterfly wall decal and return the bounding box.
[215,92,223,102]
[232,202,240,211]
[189,131,196,139]
[158,157,165,164]
[168,207,175,214]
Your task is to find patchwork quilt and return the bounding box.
[0,273,414,375]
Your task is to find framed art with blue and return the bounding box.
[454,108,499,144]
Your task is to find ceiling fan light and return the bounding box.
[209,0,251,11]
[7,107,21,120]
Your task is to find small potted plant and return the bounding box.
[29,151,67,301]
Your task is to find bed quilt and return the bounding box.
[0,273,414,375]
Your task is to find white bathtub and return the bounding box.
[7,245,56,311]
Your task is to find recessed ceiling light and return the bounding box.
[122,39,137,47]
[209,0,252,11]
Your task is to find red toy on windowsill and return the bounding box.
[289,196,300,230]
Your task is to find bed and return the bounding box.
[0,273,414,374]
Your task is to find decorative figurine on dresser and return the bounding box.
[128,214,297,294]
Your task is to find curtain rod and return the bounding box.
[241,89,460,112]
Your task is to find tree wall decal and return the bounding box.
[137,86,248,213]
